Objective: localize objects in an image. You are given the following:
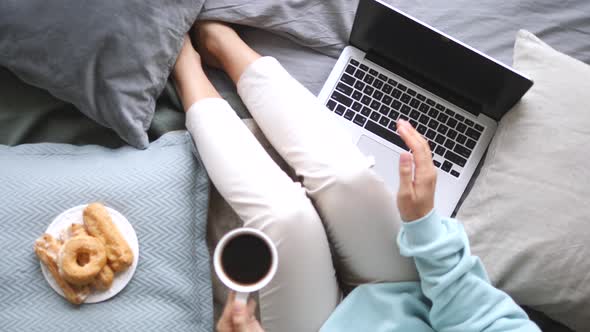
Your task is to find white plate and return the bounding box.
[40,204,139,303]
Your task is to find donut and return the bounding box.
[34,234,90,304]
[58,236,106,286]
[83,203,133,273]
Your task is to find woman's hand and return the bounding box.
[396,120,437,222]
[217,292,265,332]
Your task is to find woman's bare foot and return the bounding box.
[173,35,221,111]
[191,21,261,84]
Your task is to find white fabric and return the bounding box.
[457,30,590,331]
[186,57,417,332]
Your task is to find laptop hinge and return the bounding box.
[365,50,482,117]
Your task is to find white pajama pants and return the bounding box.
[186,57,418,332]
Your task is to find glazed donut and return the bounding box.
[83,203,133,273]
[34,234,90,304]
[58,236,106,286]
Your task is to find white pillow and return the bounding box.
[457,30,590,331]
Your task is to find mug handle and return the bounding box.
[235,292,249,304]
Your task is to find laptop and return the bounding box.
[318,0,533,217]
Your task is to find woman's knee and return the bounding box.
[262,193,324,242]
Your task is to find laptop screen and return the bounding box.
[349,0,533,121]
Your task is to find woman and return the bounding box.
[173,21,539,332]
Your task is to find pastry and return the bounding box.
[83,203,133,273]
[58,236,107,286]
[34,234,90,304]
[92,264,114,291]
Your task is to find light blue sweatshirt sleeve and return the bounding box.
[397,210,540,332]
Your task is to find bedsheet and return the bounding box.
[1,1,588,330]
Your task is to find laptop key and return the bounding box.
[401,93,411,104]
[428,141,436,151]
[426,98,436,106]
[407,88,417,96]
[388,110,400,120]
[391,100,402,110]
[331,91,353,107]
[380,105,391,115]
[444,139,455,150]
[388,121,397,131]
[397,83,407,91]
[465,119,475,127]
[426,129,437,139]
[457,134,467,144]
[345,64,356,75]
[401,105,411,115]
[442,161,453,172]
[447,129,458,140]
[365,121,409,151]
[369,68,378,76]
[354,81,365,90]
[410,98,420,108]
[410,110,420,120]
[363,75,375,84]
[435,134,445,144]
[445,150,467,167]
[373,90,384,100]
[352,101,363,112]
[455,113,465,121]
[466,138,476,149]
[409,119,418,128]
[445,109,455,116]
[383,84,393,94]
[447,117,458,129]
[335,104,346,115]
[361,96,371,106]
[363,85,374,95]
[353,114,367,127]
[359,64,369,71]
[373,79,384,89]
[437,113,449,123]
[436,104,446,111]
[433,160,441,167]
[354,70,365,80]
[454,144,472,159]
[341,73,356,85]
[435,145,446,156]
[437,124,448,135]
[417,94,426,101]
[352,91,362,101]
[391,89,402,99]
[419,103,430,113]
[370,111,381,122]
[350,59,360,66]
[370,100,381,110]
[428,118,439,130]
[456,123,467,133]
[336,83,353,96]
[428,108,438,117]
[475,124,485,132]
[378,74,388,81]
[327,100,337,111]
[419,114,429,123]
[361,106,372,117]
[379,117,390,127]
[382,95,393,106]
[417,124,427,135]
[451,170,460,178]
[465,127,482,140]
[344,110,355,120]
[388,78,398,86]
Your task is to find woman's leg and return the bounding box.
[195,23,419,292]
[173,36,340,332]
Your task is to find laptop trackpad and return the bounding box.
[357,135,400,193]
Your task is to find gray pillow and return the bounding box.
[0,1,204,149]
[0,131,212,331]
[457,30,590,331]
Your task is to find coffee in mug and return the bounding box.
[214,228,278,303]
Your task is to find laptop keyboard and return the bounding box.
[326,58,485,178]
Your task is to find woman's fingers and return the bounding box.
[397,120,433,178]
[398,152,415,199]
[217,292,236,331]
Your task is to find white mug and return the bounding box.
[213,227,278,303]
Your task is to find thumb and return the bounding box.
[232,301,256,332]
[398,152,414,197]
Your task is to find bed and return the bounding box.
[1,0,589,331]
